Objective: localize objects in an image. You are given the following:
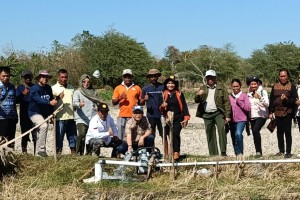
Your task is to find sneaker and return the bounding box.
[36,151,48,157]
[254,152,262,158]
[284,153,292,159]
[173,152,180,160]
[275,152,284,156]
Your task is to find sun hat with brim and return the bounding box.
[35,70,52,79]
[146,69,161,78]
[246,76,262,86]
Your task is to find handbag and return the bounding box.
[267,119,276,133]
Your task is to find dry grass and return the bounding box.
[2,154,300,199]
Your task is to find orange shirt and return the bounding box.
[112,83,142,117]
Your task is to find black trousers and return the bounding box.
[164,117,183,153]
[148,117,163,137]
[250,117,267,154]
[0,118,18,148]
[276,115,292,154]
[20,115,36,148]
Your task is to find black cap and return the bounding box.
[246,76,262,86]
[21,70,33,77]
[97,102,109,112]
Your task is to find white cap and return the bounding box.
[122,69,133,76]
[205,70,216,77]
[93,70,100,78]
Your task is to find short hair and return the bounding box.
[0,66,11,74]
[57,68,68,75]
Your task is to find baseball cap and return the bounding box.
[97,102,110,112]
[205,70,216,77]
[132,105,143,113]
[21,70,33,77]
[122,69,133,76]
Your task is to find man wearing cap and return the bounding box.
[16,70,37,153]
[52,69,77,155]
[112,69,142,140]
[0,66,18,149]
[195,69,231,156]
[140,69,164,139]
[116,105,154,155]
[28,70,58,157]
[85,102,121,157]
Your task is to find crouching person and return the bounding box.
[116,105,154,155]
[85,102,122,157]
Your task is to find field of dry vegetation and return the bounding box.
[2,103,300,199]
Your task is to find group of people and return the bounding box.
[1,65,299,159]
[196,68,298,158]
[0,66,190,161]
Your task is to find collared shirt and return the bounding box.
[112,82,142,117]
[205,85,217,113]
[125,116,151,142]
[85,114,118,145]
[52,82,75,120]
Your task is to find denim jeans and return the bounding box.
[56,119,77,152]
[116,134,155,155]
[230,121,246,155]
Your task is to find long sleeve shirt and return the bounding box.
[229,92,251,122]
[0,82,18,120]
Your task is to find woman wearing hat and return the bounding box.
[160,76,190,160]
[247,76,269,157]
[28,70,58,157]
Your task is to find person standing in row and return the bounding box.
[52,69,76,155]
[112,69,142,140]
[16,70,36,153]
[269,68,297,158]
[140,69,165,152]
[229,79,251,157]
[28,70,58,157]
[247,76,269,157]
[73,74,97,155]
[160,76,190,160]
[0,66,18,149]
[195,70,231,156]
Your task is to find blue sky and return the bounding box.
[1,0,299,58]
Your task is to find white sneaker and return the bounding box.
[297,154,300,158]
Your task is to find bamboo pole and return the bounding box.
[53,119,57,162]
[0,105,63,149]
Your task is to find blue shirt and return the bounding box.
[0,82,18,120]
[142,83,164,118]
[28,84,54,118]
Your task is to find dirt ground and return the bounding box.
[14,103,300,158]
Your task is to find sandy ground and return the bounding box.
[14,103,300,157]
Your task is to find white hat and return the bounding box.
[122,69,133,76]
[205,70,216,77]
[93,70,100,78]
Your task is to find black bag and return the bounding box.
[267,119,276,133]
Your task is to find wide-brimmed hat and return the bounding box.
[246,76,262,86]
[146,69,161,78]
[21,70,33,77]
[97,102,110,112]
[35,70,52,79]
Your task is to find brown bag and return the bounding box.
[267,119,276,133]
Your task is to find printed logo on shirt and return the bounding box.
[41,95,50,100]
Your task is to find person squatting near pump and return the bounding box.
[85,102,122,157]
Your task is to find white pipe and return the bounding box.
[98,159,300,168]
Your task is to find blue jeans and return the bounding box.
[230,121,246,155]
[56,119,77,152]
[116,134,155,155]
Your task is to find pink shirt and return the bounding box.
[229,92,251,122]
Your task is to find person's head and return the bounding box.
[21,70,33,84]
[146,69,161,84]
[79,74,92,89]
[278,68,290,84]
[246,76,261,92]
[57,69,68,87]
[96,102,109,120]
[122,69,133,86]
[36,70,52,86]
[0,66,11,86]
[205,70,217,87]
[164,75,179,92]
[132,105,144,121]
[231,79,242,95]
